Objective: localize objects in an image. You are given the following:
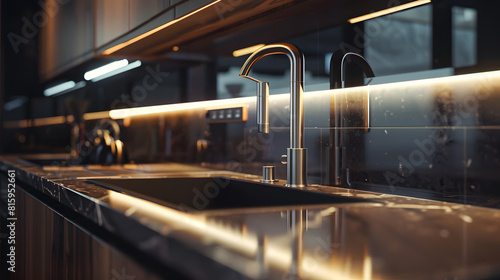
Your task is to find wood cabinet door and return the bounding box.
[39,0,93,80]
[95,0,130,48]
[129,0,168,30]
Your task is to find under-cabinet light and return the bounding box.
[32,116,69,126]
[84,59,129,81]
[233,44,265,57]
[101,0,223,55]
[109,97,257,119]
[8,69,500,129]
[90,60,142,82]
[3,120,31,129]
[44,81,76,96]
[83,111,111,120]
[348,0,431,24]
[109,69,500,120]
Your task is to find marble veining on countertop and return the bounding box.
[1,154,500,280]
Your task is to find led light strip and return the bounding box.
[6,69,500,128]
[348,0,431,24]
[84,59,129,81]
[44,81,77,96]
[109,96,257,119]
[109,69,500,119]
[90,60,142,82]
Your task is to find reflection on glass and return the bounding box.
[452,6,477,68]
[365,5,432,76]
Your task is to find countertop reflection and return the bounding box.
[2,154,500,280]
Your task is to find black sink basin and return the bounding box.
[90,177,371,211]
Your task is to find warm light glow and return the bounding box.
[84,59,129,81]
[3,120,30,129]
[6,69,500,129]
[348,0,431,24]
[233,44,266,57]
[3,111,110,129]
[363,246,373,280]
[44,81,76,96]
[109,69,500,120]
[108,192,258,255]
[172,46,180,51]
[366,68,500,90]
[109,97,257,119]
[5,116,71,127]
[83,111,111,120]
[32,116,68,127]
[101,0,223,55]
[91,60,142,82]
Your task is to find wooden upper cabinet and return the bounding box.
[39,0,171,80]
[39,0,93,81]
[95,0,169,49]
[95,0,130,48]
[129,0,168,30]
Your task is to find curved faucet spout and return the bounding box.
[239,43,305,86]
[239,43,305,149]
[329,51,375,89]
[340,52,374,88]
[239,43,307,187]
[328,50,375,186]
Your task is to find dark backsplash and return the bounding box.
[111,71,500,208]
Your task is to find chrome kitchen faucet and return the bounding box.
[239,43,307,187]
[329,50,375,185]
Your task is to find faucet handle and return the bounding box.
[261,166,278,183]
[281,154,287,165]
[257,82,269,134]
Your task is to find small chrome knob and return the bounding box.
[281,155,287,165]
[261,166,278,183]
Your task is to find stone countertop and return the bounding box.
[2,154,500,280]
